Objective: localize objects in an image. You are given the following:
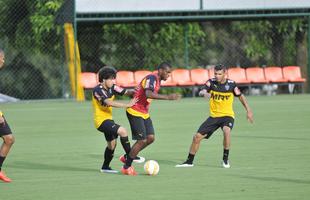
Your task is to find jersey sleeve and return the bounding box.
[142,75,157,92]
[232,82,242,97]
[201,79,212,92]
[93,87,109,106]
[112,85,126,96]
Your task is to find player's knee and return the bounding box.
[146,135,155,144]
[193,134,203,144]
[4,135,15,146]
[117,127,128,137]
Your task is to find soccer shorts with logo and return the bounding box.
[97,120,120,142]
[197,116,234,139]
[126,112,154,140]
[0,116,12,136]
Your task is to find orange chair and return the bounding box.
[116,71,136,88]
[246,67,269,83]
[161,74,177,87]
[190,68,209,85]
[134,70,152,84]
[282,66,306,82]
[264,67,288,83]
[80,72,98,89]
[172,69,195,86]
[227,68,250,84]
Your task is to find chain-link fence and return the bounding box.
[0,0,309,100]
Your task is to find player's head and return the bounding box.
[98,66,117,88]
[0,48,5,69]
[157,62,172,81]
[214,64,227,83]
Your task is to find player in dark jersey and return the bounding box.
[0,49,15,182]
[92,66,143,173]
[176,64,253,168]
[121,62,181,175]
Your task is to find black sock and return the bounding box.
[124,155,134,169]
[186,153,195,164]
[120,136,131,156]
[0,156,6,171]
[223,149,229,161]
[102,147,114,169]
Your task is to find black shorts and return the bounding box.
[126,111,154,140]
[0,116,12,137]
[197,116,234,139]
[97,120,120,142]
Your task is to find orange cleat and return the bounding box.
[119,155,126,164]
[121,166,137,176]
[0,171,12,183]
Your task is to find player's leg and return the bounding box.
[175,132,205,167]
[221,117,234,168]
[176,117,218,167]
[97,120,119,173]
[0,117,14,183]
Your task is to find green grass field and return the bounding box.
[1,95,310,200]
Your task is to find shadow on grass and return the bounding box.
[8,161,95,172]
[230,174,310,185]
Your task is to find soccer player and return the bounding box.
[0,48,15,182]
[92,66,143,173]
[176,64,253,168]
[121,62,181,175]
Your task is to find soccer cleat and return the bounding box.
[133,156,145,164]
[100,166,119,174]
[222,160,231,168]
[0,171,12,183]
[119,155,145,164]
[175,161,194,168]
[121,166,137,176]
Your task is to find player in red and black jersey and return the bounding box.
[121,62,181,175]
[0,49,15,183]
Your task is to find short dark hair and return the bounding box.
[98,66,117,82]
[157,62,172,70]
[214,64,227,71]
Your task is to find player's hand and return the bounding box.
[168,93,181,100]
[128,97,138,107]
[247,110,254,123]
[0,116,5,124]
[199,90,211,99]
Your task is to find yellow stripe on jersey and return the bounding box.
[126,107,150,119]
[209,90,235,118]
[0,111,3,117]
[92,95,114,128]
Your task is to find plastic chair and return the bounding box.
[172,69,195,86]
[80,72,98,89]
[246,67,269,83]
[190,68,209,85]
[282,66,306,82]
[264,67,288,83]
[116,71,136,88]
[227,68,250,84]
[134,70,152,84]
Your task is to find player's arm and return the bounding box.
[235,87,254,123]
[104,98,138,108]
[124,89,135,97]
[199,80,211,98]
[145,90,181,100]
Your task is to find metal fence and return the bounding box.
[0,0,309,100]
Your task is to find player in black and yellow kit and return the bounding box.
[176,64,253,168]
[0,49,15,182]
[92,66,143,173]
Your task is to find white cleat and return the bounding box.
[133,156,145,163]
[175,162,194,168]
[100,168,119,174]
[222,160,230,168]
